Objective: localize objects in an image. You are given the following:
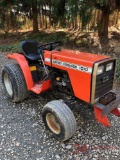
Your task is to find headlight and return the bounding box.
[106,62,113,71]
[97,65,104,75]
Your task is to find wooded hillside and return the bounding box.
[0,0,120,37]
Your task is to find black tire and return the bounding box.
[42,100,76,141]
[2,63,30,102]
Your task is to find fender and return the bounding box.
[8,53,34,90]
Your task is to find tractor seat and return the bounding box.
[20,40,43,61]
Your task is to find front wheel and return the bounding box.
[42,100,76,141]
[2,63,30,102]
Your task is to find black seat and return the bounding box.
[20,40,43,61]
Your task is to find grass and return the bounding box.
[0,30,70,52]
[115,59,120,83]
[0,43,20,52]
[0,29,89,52]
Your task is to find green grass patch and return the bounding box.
[0,43,21,52]
[0,31,70,52]
[115,58,120,83]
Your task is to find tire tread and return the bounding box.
[42,100,76,141]
[2,63,29,102]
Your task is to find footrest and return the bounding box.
[30,80,51,94]
[31,84,42,94]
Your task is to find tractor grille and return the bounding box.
[95,60,116,100]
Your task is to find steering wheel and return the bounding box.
[38,41,61,51]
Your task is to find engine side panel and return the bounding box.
[44,51,93,102]
[52,56,92,102]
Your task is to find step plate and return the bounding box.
[31,80,51,94]
[31,84,42,94]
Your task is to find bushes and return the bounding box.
[115,59,120,83]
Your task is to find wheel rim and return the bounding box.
[4,73,13,96]
[46,113,61,134]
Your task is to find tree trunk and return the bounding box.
[114,9,119,27]
[67,18,70,28]
[93,9,97,28]
[39,6,42,28]
[49,4,53,28]
[42,6,45,28]
[72,20,74,29]
[32,0,38,32]
[98,9,109,37]
[45,6,47,29]
[74,17,78,30]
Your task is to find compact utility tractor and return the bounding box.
[1,40,120,141]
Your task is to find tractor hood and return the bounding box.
[52,49,109,66]
[44,49,114,104]
[44,49,110,72]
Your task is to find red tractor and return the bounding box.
[1,40,120,141]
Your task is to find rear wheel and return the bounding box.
[42,100,76,141]
[2,63,30,102]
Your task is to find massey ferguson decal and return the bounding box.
[52,60,92,74]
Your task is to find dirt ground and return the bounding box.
[0,54,120,160]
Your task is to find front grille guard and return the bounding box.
[91,58,116,105]
[91,58,120,127]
